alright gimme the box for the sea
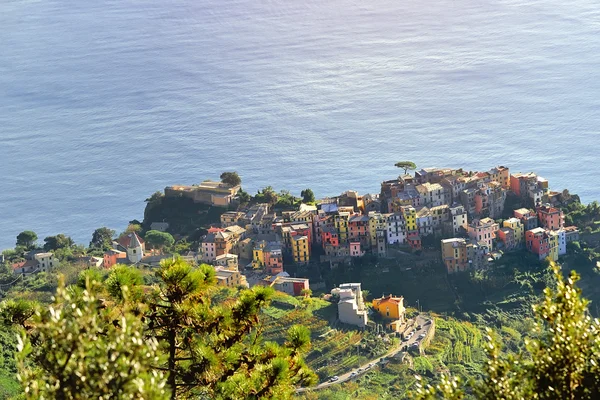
[1,0,600,250]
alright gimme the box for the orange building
[103,249,127,269]
[526,228,551,260]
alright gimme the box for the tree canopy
[16,231,37,249]
[300,189,315,204]
[1,257,316,399]
[395,161,417,175]
[220,171,242,187]
[255,186,278,205]
[145,230,175,251]
[89,227,115,251]
[43,234,74,251]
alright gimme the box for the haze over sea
[1,0,599,249]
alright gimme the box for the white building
[332,283,368,328]
[386,213,406,245]
[553,229,567,256]
[450,204,468,234]
[416,207,433,237]
[214,253,238,270]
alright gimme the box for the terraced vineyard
[261,292,394,381]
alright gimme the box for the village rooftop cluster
[164,166,579,278]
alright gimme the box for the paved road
[296,314,432,393]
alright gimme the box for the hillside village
[9,165,581,334]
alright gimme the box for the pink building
[407,231,422,251]
[264,243,284,275]
[349,242,365,257]
[468,218,499,249]
[536,205,564,231]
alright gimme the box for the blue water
[1,0,599,250]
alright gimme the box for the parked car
[350,372,357,378]
[418,333,426,339]
[367,363,374,369]
[329,376,339,382]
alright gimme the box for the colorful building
[215,267,248,288]
[441,238,469,273]
[468,218,499,249]
[334,212,350,243]
[103,249,128,269]
[372,294,405,324]
[321,226,340,247]
[348,214,370,248]
[214,253,238,270]
[488,166,510,189]
[514,208,539,231]
[332,283,368,328]
[386,212,406,245]
[368,212,388,247]
[291,235,310,264]
[400,205,417,232]
[416,207,433,237]
[349,242,364,257]
[497,227,516,250]
[252,240,267,269]
[503,218,524,248]
[264,243,284,275]
[271,276,310,296]
[474,182,506,219]
[449,204,468,235]
[526,228,551,260]
[536,204,564,231]
[415,182,447,207]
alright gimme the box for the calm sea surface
[1,0,599,249]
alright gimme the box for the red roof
[12,260,37,270]
[118,232,145,248]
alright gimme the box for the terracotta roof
[375,295,404,305]
[118,232,145,248]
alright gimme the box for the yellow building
[292,235,310,264]
[368,212,387,247]
[372,294,405,323]
[489,166,510,189]
[400,206,417,232]
[215,267,248,288]
[503,218,524,248]
[441,238,469,273]
[548,231,559,262]
[334,212,350,243]
[252,240,267,269]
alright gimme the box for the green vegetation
[220,171,242,187]
[142,193,226,239]
[261,292,394,385]
[395,161,417,175]
[88,227,115,252]
[563,199,600,232]
[0,258,316,399]
[144,230,175,251]
[16,231,37,249]
[413,262,600,399]
[301,189,316,204]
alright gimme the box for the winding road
[296,314,432,394]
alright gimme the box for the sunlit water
[1,0,599,249]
